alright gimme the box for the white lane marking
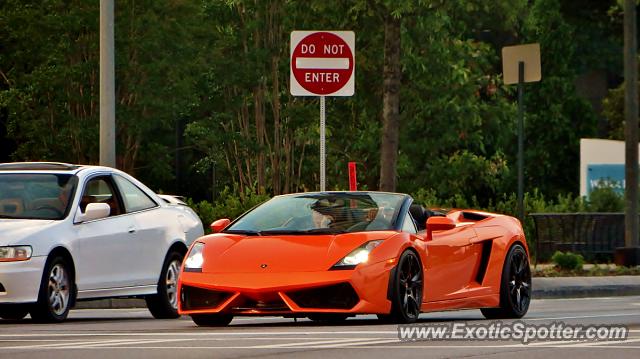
[2,339,144,350]
[8,344,639,350]
[527,340,591,346]
[252,338,376,348]
[74,338,191,348]
[561,338,640,347]
[527,313,640,321]
[0,339,92,342]
[532,297,627,302]
[311,339,401,348]
[0,331,398,337]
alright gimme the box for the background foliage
[0,0,628,228]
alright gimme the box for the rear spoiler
[158,194,187,205]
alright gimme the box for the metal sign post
[517,61,525,222]
[99,0,116,167]
[502,43,541,223]
[320,96,326,191]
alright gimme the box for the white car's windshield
[225,192,406,235]
[0,173,78,220]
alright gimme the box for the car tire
[30,256,74,323]
[191,314,233,327]
[382,250,423,324]
[0,304,30,320]
[146,250,184,319]
[481,243,531,319]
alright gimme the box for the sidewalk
[75,275,640,309]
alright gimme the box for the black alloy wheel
[481,243,531,319]
[379,250,423,324]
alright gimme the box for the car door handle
[128,227,136,234]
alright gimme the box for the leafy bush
[551,251,585,270]
[586,185,624,212]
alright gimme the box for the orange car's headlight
[331,240,383,270]
[184,242,204,272]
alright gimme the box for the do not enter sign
[290,31,355,96]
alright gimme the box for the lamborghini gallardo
[177,191,531,326]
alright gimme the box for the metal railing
[530,213,625,262]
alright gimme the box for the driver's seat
[409,204,429,231]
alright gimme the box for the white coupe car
[0,162,204,322]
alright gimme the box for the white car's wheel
[30,256,74,323]
[146,251,183,319]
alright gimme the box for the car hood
[0,219,57,246]
[200,232,396,273]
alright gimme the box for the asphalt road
[1,296,639,358]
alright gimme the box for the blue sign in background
[587,164,624,195]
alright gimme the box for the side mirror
[77,203,111,223]
[210,218,231,233]
[425,217,456,241]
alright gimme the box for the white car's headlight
[0,246,32,262]
[184,242,204,272]
[332,240,383,269]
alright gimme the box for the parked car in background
[0,162,204,322]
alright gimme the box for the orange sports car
[177,192,531,326]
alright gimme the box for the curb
[532,284,640,299]
[532,276,640,299]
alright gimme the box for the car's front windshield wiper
[302,228,347,234]
[257,229,303,235]
[222,229,262,236]
[257,228,347,235]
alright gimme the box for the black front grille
[180,285,232,311]
[287,283,359,309]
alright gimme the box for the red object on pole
[348,162,357,191]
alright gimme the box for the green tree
[519,0,598,197]
[0,0,209,190]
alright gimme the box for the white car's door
[74,175,138,290]
[112,175,167,286]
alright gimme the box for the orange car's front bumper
[177,258,396,316]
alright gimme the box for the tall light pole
[617,0,640,266]
[100,0,116,167]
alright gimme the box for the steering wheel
[34,204,64,217]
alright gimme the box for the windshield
[0,173,78,220]
[225,192,407,235]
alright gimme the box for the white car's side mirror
[76,203,111,223]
